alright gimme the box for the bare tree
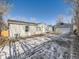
[65,0,79,33]
[65,0,79,59]
[0,0,10,36]
[57,15,64,24]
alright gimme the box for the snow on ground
[0,34,72,59]
[27,42,70,59]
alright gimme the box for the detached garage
[54,23,72,34]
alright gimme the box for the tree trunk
[0,13,3,36]
[72,36,79,59]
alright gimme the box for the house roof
[8,20,38,26]
[8,19,53,27]
[48,25,53,27]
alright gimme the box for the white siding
[9,24,30,38]
[38,24,47,33]
[9,23,53,38]
[56,28,71,34]
[29,26,37,35]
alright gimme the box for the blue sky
[5,0,72,25]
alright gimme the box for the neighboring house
[54,23,72,34]
[8,20,53,38]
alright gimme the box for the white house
[54,23,72,34]
[8,20,38,38]
[8,20,53,38]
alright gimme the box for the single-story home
[8,20,53,38]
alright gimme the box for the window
[60,23,64,25]
[25,26,29,32]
